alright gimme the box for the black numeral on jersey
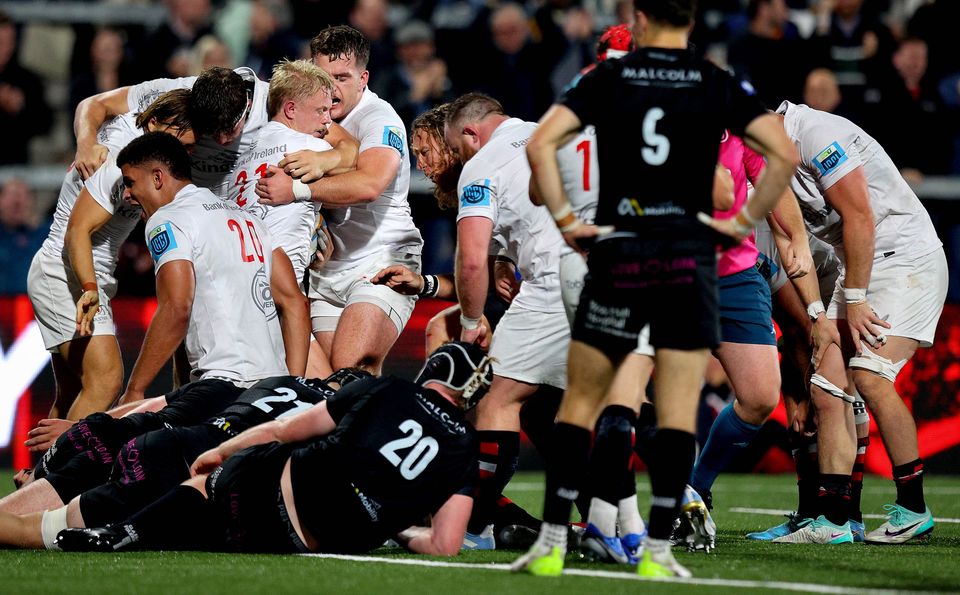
[379,419,440,480]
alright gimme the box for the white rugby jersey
[145,184,288,383]
[777,101,941,264]
[41,114,143,279]
[456,118,565,312]
[127,67,270,199]
[228,121,330,271]
[557,126,599,224]
[324,88,422,270]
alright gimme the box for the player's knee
[851,369,893,402]
[736,384,779,422]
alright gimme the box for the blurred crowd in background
[2,0,960,296]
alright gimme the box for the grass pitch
[2,471,958,594]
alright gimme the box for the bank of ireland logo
[251,266,277,320]
[382,125,405,154]
[460,179,491,208]
[148,222,177,261]
[812,141,848,175]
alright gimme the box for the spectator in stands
[907,0,960,82]
[0,179,49,295]
[349,0,395,76]
[727,0,811,108]
[803,67,843,113]
[134,0,213,79]
[69,28,131,117]
[0,11,51,165]
[191,34,234,75]
[373,20,452,127]
[244,0,303,81]
[813,0,896,117]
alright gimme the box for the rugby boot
[578,522,631,564]
[462,524,496,550]
[671,486,716,552]
[511,543,565,576]
[864,504,934,544]
[745,513,810,541]
[850,519,866,543]
[55,525,139,552]
[772,515,853,544]
[620,531,646,564]
[496,524,539,550]
[637,539,692,578]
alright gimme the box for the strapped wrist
[292,179,312,201]
[459,314,481,330]
[843,287,867,304]
[418,274,440,298]
[81,282,98,292]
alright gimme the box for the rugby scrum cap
[324,367,373,388]
[596,24,634,61]
[415,341,494,410]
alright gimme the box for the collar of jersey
[488,117,527,143]
[340,87,376,128]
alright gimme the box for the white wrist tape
[559,218,582,233]
[551,203,573,222]
[292,179,312,201]
[807,300,826,321]
[41,506,69,550]
[459,314,481,330]
[843,287,867,304]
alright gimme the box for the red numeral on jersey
[233,163,268,208]
[576,139,591,192]
[227,218,264,263]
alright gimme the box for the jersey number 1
[576,139,591,191]
[379,419,440,480]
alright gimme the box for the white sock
[587,497,618,536]
[618,494,646,536]
[537,522,568,552]
[643,536,671,555]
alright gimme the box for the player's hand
[460,322,490,350]
[809,315,841,370]
[13,467,34,489]
[697,211,751,243]
[74,143,109,181]
[370,265,422,296]
[792,399,816,435]
[255,165,296,206]
[76,289,101,336]
[118,389,146,405]
[279,150,333,183]
[24,418,74,453]
[309,221,335,271]
[781,239,813,279]
[191,448,225,476]
[493,259,520,304]
[845,301,891,349]
[561,222,601,257]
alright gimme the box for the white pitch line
[728,507,960,524]
[302,553,939,595]
[506,482,960,495]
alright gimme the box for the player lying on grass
[0,371,367,549]
[56,342,493,556]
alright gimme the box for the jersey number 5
[379,419,440,480]
[641,108,670,166]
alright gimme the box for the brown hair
[135,89,193,137]
[412,104,460,209]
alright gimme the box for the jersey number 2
[379,419,439,480]
[227,219,265,263]
[251,387,314,419]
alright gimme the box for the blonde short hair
[267,59,335,118]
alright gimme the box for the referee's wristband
[418,274,440,298]
[843,287,867,305]
[459,314,481,330]
[292,179,312,201]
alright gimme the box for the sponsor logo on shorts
[353,483,382,522]
[812,141,848,175]
[617,198,685,217]
[250,266,278,320]
[382,125,405,154]
[460,179,492,208]
[148,222,178,261]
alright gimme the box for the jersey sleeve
[742,141,767,185]
[127,76,197,113]
[719,71,767,139]
[145,215,193,272]
[455,161,499,224]
[357,108,406,158]
[798,120,863,192]
[559,64,606,127]
[83,156,123,215]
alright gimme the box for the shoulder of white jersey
[97,113,141,153]
[356,90,407,156]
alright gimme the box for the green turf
[2,471,958,594]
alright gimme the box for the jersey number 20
[379,419,440,480]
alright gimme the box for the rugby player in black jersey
[57,342,493,556]
[0,371,367,549]
[512,0,798,578]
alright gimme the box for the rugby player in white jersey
[441,92,570,547]
[26,90,194,420]
[770,101,947,545]
[255,26,424,375]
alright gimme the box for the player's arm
[278,123,361,183]
[64,190,113,335]
[73,87,130,179]
[259,147,399,207]
[370,266,456,300]
[270,248,309,376]
[191,400,337,475]
[822,165,890,346]
[395,493,473,556]
[770,190,812,279]
[455,216,493,344]
[120,260,195,404]
[527,104,594,250]
[712,164,735,211]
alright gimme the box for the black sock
[794,433,819,519]
[589,405,638,505]
[121,485,220,550]
[493,496,541,531]
[892,458,926,513]
[633,402,657,465]
[519,389,562,457]
[647,428,697,540]
[849,436,869,522]
[543,423,592,526]
[467,430,520,534]
[818,474,851,526]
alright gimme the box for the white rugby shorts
[308,250,420,336]
[827,248,948,348]
[27,250,117,352]
[558,250,654,357]
[489,303,570,389]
